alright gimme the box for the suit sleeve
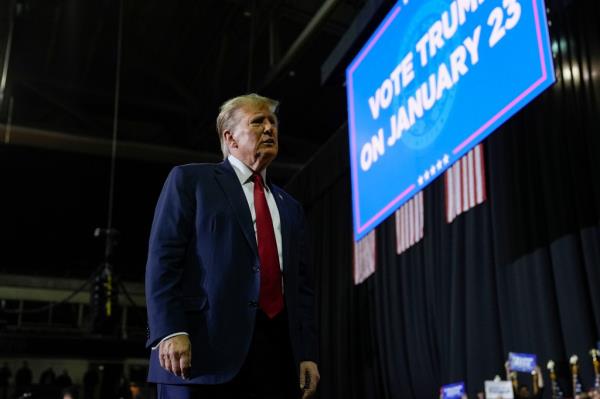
[297,204,319,362]
[145,166,195,348]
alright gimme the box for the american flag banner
[444,144,487,223]
[353,229,376,285]
[395,191,424,255]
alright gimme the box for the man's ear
[224,130,237,149]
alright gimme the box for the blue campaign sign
[441,382,466,399]
[509,352,537,372]
[346,0,555,241]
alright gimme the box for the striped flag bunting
[395,191,424,255]
[353,229,376,285]
[444,144,487,223]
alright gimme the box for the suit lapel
[271,184,291,272]
[214,160,258,258]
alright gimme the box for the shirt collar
[228,155,269,190]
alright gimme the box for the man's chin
[257,147,278,158]
[254,149,277,168]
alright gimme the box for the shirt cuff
[151,332,189,350]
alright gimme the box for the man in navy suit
[145,93,319,398]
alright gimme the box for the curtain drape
[286,0,600,397]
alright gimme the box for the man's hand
[299,361,320,399]
[158,335,191,379]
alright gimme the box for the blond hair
[216,93,279,159]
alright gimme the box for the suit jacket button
[248,301,258,308]
[252,265,260,272]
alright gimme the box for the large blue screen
[346,0,555,241]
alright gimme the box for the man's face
[225,103,278,171]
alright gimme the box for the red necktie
[252,173,284,318]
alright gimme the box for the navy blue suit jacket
[145,160,317,384]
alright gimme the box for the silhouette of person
[55,369,73,391]
[15,361,32,396]
[83,365,99,399]
[39,367,56,385]
[0,362,11,399]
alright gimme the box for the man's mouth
[261,139,276,145]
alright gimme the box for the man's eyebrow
[250,113,278,121]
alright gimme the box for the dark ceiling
[0,0,394,280]
[3,0,373,172]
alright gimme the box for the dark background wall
[0,145,171,280]
[286,0,600,397]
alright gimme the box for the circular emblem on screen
[390,2,462,151]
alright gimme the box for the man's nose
[263,120,275,133]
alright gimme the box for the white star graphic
[436,160,443,170]
[424,171,430,180]
[418,176,424,185]
[443,154,449,165]
[430,165,436,175]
